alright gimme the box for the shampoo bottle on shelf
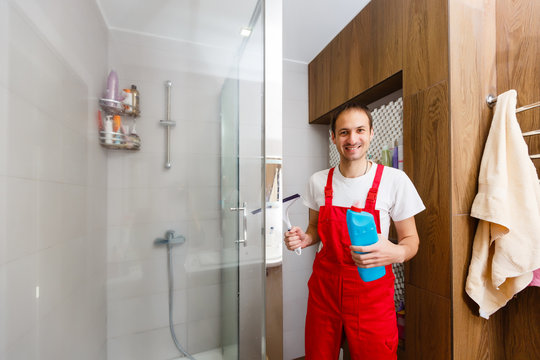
[392,139,399,168]
[122,88,132,114]
[398,136,403,170]
[346,203,386,282]
[131,85,140,116]
[381,143,392,167]
[104,115,113,145]
[113,115,122,144]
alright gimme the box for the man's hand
[284,226,308,252]
[350,234,406,268]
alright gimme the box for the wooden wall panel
[403,81,450,298]
[448,0,497,215]
[502,287,540,359]
[452,216,505,360]
[403,0,448,96]
[405,285,451,360]
[496,0,540,175]
[495,1,540,357]
[266,266,283,360]
[447,2,502,358]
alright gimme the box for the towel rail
[486,94,540,145]
[486,94,540,113]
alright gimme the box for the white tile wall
[0,86,7,177]
[108,324,188,360]
[108,289,188,338]
[282,59,328,360]
[0,177,6,275]
[187,316,221,354]
[0,0,109,359]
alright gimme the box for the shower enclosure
[0,0,280,359]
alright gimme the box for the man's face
[331,108,374,163]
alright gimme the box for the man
[284,102,425,360]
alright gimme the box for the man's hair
[330,101,373,135]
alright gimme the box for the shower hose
[167,244,196,360]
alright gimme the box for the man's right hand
[284,226,307,252]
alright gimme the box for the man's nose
[347,133,359,143]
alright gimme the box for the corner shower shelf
[99,98,140,117]
[98,98,141,150]
[99,130,141,150]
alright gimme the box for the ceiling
[97,0,371,64]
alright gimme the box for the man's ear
[370,128,374,141]
[330,129,336,144]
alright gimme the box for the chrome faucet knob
[155,230,186,246]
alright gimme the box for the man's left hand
[350,235,405,268]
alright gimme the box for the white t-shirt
[303,163,425,239]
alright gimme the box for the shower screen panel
[220,1,265,359]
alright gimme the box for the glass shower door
[220,77,241,359]
[220,1,265,358]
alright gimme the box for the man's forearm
[304,224,321,248]
[397,235,419,262]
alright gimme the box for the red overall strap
[324,167,335,207]
[364,164,384,213]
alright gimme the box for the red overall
[305,165,397,360]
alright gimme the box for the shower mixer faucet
[155,230,186,246]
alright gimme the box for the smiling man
[284,101,425,360]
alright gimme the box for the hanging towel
[465,89,540,319]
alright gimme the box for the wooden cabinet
[308,0,403,124]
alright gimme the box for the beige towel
[465,90,540,319]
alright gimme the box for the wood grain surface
[495,1,540,358]
[403,0,448,96]
[448,0,497,215]
[403,81,450,298]
[405,284,451,360]
[496,0,540,175]
[452,215,505,360]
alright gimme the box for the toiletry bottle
[398,136,403,170]
[392,139,399,168]
[105,70,120,100]
[346,203,386,282]
[381,143,392,167]
[129,122,141,149]
[122,88,132,114]
[131,85,140,116]
[97,111,104,132]
[113,115,122,144]
[104,115,113,145]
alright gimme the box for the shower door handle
[230,202,247,247]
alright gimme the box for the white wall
[106,29,231,360]
[0,0,109,359]
[281,59,328,360]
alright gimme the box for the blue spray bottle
[346,203,386,282]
